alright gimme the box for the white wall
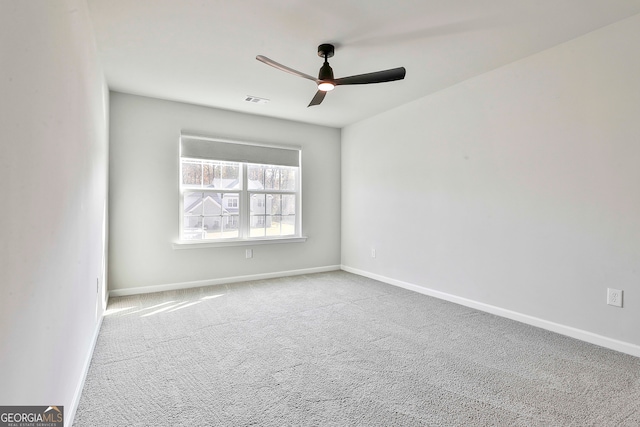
[0,0,108,423]
[342,15,640,351]
[108,92,341,292]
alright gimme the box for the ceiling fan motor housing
[319,62,334,80]
[317,43,335,58]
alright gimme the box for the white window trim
[175,134,305,248]
[172,236,307,249]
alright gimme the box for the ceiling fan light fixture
[318,81,335,91]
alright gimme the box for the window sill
[172,236,307,249]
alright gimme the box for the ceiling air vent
[244,95,269,105]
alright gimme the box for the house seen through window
[179,135,301,242]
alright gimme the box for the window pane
[269,194,296,215]
[184,192,204,215]
[183,192,204,240]
[250,193,267,237]
[211,161,240,189]
[265,167,278,190]
[250,215,266,237]
[223,193,239,210]
[182,161,202,186]
[202,162,216,187]
[280,214,296,236]
[266,215,282,236]
[203,216,219,231]
[202,194,222,215]
[227,215,239,229]
[204,215,240,240]
[183,192,239,240]
[247,164,265,189]
[183,214,204,240]
[248,193,297,237]
[280,168,297,191]
[250,193,266,215]
[281,194,296,215]
[183,159,240,189]
[247,164,297,191]
[271,194,282,215]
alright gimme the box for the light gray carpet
[74,271,640,426]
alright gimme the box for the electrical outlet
[371,248,376,258]
[607,288,623,308]
[246,249,253,259]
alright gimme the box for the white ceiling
[87,0,640,128]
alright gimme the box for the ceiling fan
[256,43,406,107]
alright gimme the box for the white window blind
[180,134,300,167]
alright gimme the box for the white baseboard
[109,265,342,298]
[341,265,640,358]
[66,313,104,427]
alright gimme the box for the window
[179,135,301,242]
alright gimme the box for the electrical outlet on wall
[246,249,253,259]
[607,288,623,308]
[371,248,376,258]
